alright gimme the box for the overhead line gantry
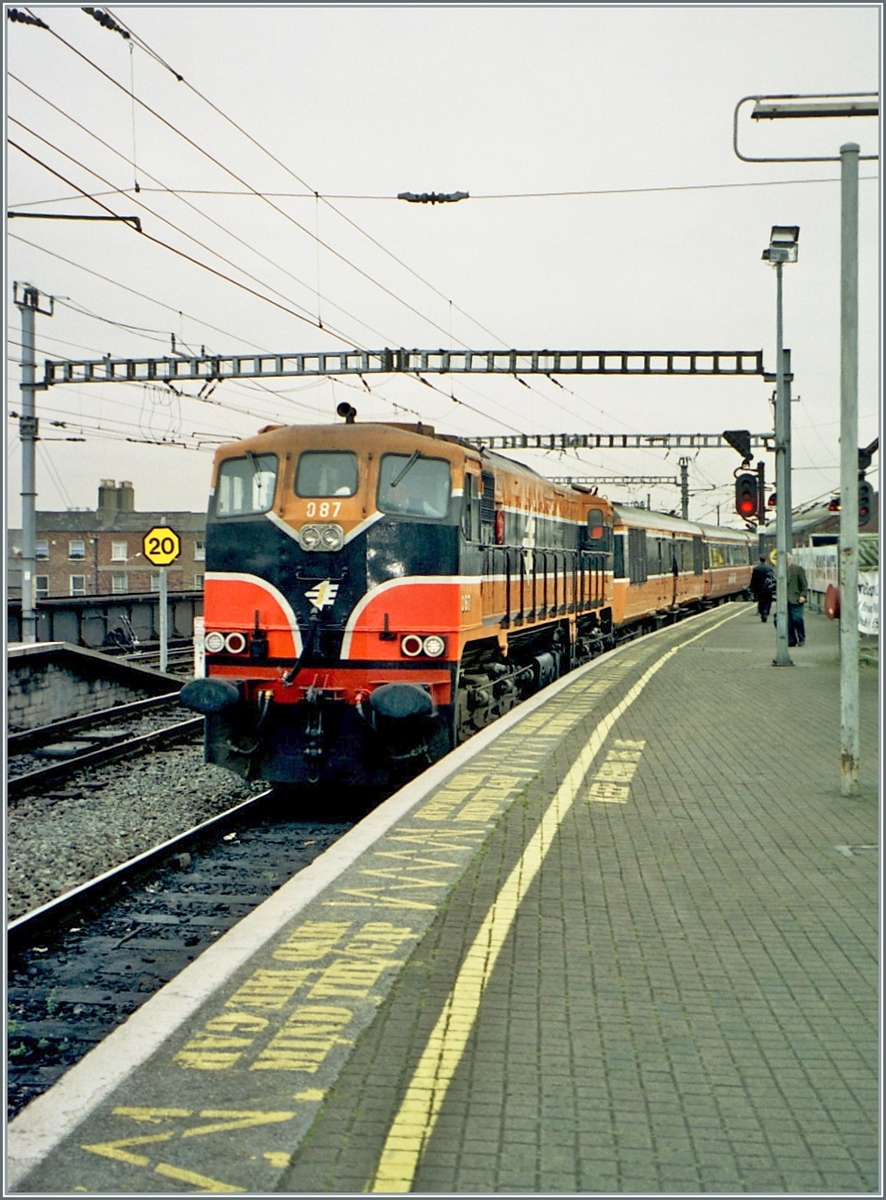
[41,346,766,388]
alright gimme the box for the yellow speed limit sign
[143,526,181,566]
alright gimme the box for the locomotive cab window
[215,452,278,516]
[296,450,358,497]
[378,453,451,519]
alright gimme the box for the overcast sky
[5,2,881,529]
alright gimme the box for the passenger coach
[611,505,754,631]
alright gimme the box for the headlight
[205,630,226,653]
[225,632,247,654]
[319,524,344,551]
[300,523,344,551]
[422,634,446,658]
[401,634,424,657]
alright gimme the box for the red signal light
[858,480,873,526]
[734,473,758,519]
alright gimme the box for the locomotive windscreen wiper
[390,450,421,488]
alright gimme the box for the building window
[112,573,128,594]
[111,540,128,561]
[35,575,49,599]
[194,573,204,589]
[35,539,49,560]
[69,539,86,559]
[194,540,206,561]
[150,574,161,591]
[70,574,86,596]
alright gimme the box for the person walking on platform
[750,555,776,622]
[786,553,808,646]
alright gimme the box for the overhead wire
[10,170,880,211]
[37,8,560,431]
[7,231,427,427]
[104,7,690,442]
[8,129,358,342]
[10,111,522,433]
[107,6,510,350]
[8,74,400,347]
[23,11,469,349]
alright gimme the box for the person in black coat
[750,555,776,622]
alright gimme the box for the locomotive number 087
[304,501,342,518]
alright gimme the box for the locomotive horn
[336,402,357,423]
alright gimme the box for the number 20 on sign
[143,526,181,566]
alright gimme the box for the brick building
[8,480,207,600]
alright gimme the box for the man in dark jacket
[750,555,776,622]
[786,554,809,646]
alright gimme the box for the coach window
[628,527,647,584]
[216,452,278,516]
[378,454,451,519]
[295,451,358,497]
[613,533,626,577]
[646,534,660,576]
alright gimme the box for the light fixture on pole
[735,90,876,793]
[762,224,799,667]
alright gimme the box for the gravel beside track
[7,742,269,921]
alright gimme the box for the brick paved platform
[8,603,879,1194]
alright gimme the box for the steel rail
[7,692,182,754]
[7,717,203,799]
[7,792,270,951]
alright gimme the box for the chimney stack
[97,479,118,516]
[118,481,135,511]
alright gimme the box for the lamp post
[761,225,799,667]
[838,143,860,795]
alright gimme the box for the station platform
[7,602,879,1194]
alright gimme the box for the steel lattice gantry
[547,476,679,487]
[41,347,766,387]
[466,432,774,451]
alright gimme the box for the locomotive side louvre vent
[480,470,496,534]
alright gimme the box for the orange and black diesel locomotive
[180,412,753,789]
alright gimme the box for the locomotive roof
[225,419,605,501]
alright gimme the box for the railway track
[7,791,372,1121]
[8,695,203,800]
[122,647,195,673]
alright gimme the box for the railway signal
[857,479,873,526]
[734,472,759,520]
[723,429,753,464]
